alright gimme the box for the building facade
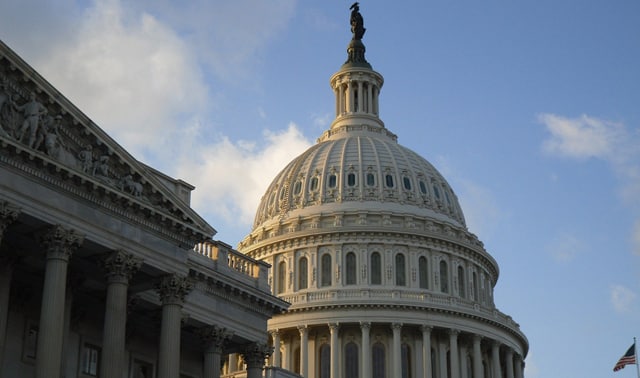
[237,7,528,378]
[0,40,289,378]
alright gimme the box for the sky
[1,1,639,377]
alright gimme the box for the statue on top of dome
[350,2,366,40]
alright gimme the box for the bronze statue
[350,2,365,40]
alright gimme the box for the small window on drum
[403,177,412,190]
[419,180,427,194]
[310,177,319,192]
[366,173,375,187]
[385,174,394,188]
[293,180,302,195]
[347,173,356,187]
[328,174,337,188]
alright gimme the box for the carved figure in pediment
[41,115,78,168]
[119,174,143,197]
[16,92,47,148]
[0,85,19,139]
[77,144,94,174]
[93,155,113,184]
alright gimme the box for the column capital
[328,322,340,332]
[198,325,233,353]
[391,322,403,331]
[360,321,371,330]
[297,325,308,336]
[449,329,460,337]
[0,201,20,238]
[241,342,273,368]
[420,325,433,334]
[155,274,193,306]
[41,225,84,261]
[101,250,142,283]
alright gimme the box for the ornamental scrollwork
[40,224,84,260]
[101,250,142,283]
[155,274,193,306]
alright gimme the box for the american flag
[613,343,637,372]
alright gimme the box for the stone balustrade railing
[192,240,270,290]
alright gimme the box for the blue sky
[1,1,639,377]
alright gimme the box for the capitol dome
[237,6,527,378]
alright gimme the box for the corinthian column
[392,323,402,378]
[0,201,20,367]
[472,335,483,378]
[270,330,281,367]
[298,325,309,378]
[361,322,371,378]
[199,326,233,378]
[329,323,339,378]
[421,326,433,378]
[242,342,272,378]
[449,330,460,378]
[505,348,514,378]
[491,342,502,378]
[155,274,192,378]
[36,225,83,378]
[100,251,142,378]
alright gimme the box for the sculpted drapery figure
[350,2,366,40]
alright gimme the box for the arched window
[366,173,376,187]
[346,252,357,285]
[319,344,330,378]
[293,180,302,195]
[385,174,394,188]
[310,177,319,192]
[419,256,428,289]
[345,342,359,377]
[457,265,466,298]
[403,176,412,190]
[372,342,386,378]
[401,343,412,378]
[371,252,382,285]
[328,174,337,188]
[347,173,356,187]
[439,260,448,293]
[277,261,286,294]
[419,180,427,194]
[321,254,332,287]
[473,272,479,301]
[395,253,406,286]
[298,257,308,290]
[433,185,441,199]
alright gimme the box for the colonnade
[0,204,270,378]
[269,322,525,378]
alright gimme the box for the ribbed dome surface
[252,126,466,232]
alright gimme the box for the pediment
[0,40,215,247]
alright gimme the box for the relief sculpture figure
[16,92,47,148]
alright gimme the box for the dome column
[360,322,371,378]
[472,335,484,378]
[515,354,524,378]
[505,348,514,378]
[449,330,460,378]
[491,342,502,378]
[270,330,281,367]
[298,325,309,377]
[392,323,402,378]
[357,81,364,113]
[438,340,448,378]
[329,323,340,378]
[421,326,433,378]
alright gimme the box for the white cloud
[524,352,539,378]
[540,113,624,160]
[610,284,637,314]
[177,123,312,228]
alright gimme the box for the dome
[238,6,527,377]
[251,124,466,234]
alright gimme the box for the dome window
[298,257,308,290]
[419,180,427,194]
[328,174,337,188]
[385,174,394,188]
[395,253,406,286]
[366,173,375,187]
[293,180,302,195]
[433,185,441,199]
[439,260,449,293]
[347,173,356,187]
[402,177,412,191]
[310,177,319,192]
[371,252,382,285]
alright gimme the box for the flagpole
[635,337,640,378]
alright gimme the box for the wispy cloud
[540,113,640,254]
[610,284,637,314]
[545,233,584,263]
